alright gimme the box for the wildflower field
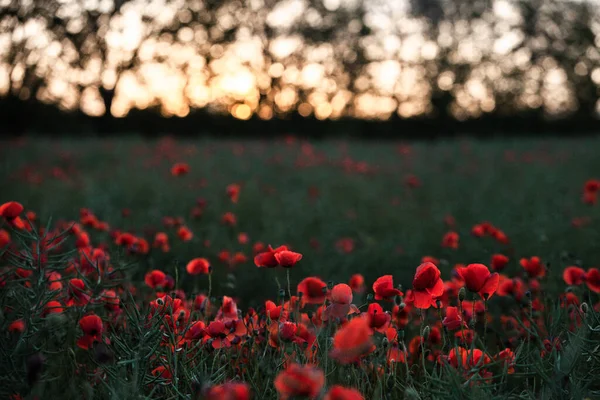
[1,136,600,400]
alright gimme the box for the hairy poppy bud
[366,293,374,301]
[399,302,406,310]
[422,326,430,341]
[580,302,589,315]
[458,287,466,302]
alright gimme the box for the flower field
[1,136,600,399]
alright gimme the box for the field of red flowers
[1,136,600,399]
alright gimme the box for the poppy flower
[274,250,303,268]
[297,277,327,306]
[145,270,167,289]
[0,201,24,220]
[442,306,466,331]
[456,263,499,299]
[349,274,365,293]
[586,268,600,293]
[177,226,193,242]
[365,303,391,333]
[520,257,546,278]
[274,363,325,400]
[67,278,91,306]
[441,232,459,249]
[496,348,516,374]
[0,229,10,248]
[410,262,444,309]
[43,301,64,316]
[238,232,249,244]
[8,319,25,333]
[336,238,355,254]
[204,382,250,400]
[186,258,211,275]
[171,163,190,176]
[497,276,526,300]
[221,212,237,226]
[372,275,403,301]
[324,386,364,400]
[471,224,485,237]
[330,316,374,364]
[151,366,173,381]
[254,245,288,268]
[490,254,509,271]
[77,314,103,350]
[324,284,359,320]
[563,266,586,286]
[226,183,241,203]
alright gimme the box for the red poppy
[441,231,459,249]
[221,212,237,226]
[410,262,444,309]
[186,258,211,275]
[145,270,167,289]
[274,363,325,400]
[324,284,359,320]
[372,275,403,301]
[297,277,327,306]
[77,314,103,349]
[0,201,24,220]
[365,303,391,333]
[67,278,91,306]
[442,306,466,331]
[43,301,64,316]
[238,232,249,244]
[349,274,365,293]
[0,229,10,248]
[151,366,173,381]
[171,163,190,176]
[204,382,250,400]
[497,276,526,300]
[586,268,600,293]
[563,266,586,286]
[520,257,546,278]
[254,245,288,268]
[274,250,303,268]
[324,386,364,400]
[496,348,516,374]
[330,316,374,364]
[456,263,499,299]
[471,224,485,237]
[8,319,25,333]
[584,179,600,193]
[226,183,241,203]
[177,226,193,242]
[491,254,509,271]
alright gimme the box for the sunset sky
[1,0,597,120]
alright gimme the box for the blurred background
[2,0,600,137]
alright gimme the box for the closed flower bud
[458,287,466,302]
[422,326,430,341]
[367,293,374,301]
[580,302,589,315]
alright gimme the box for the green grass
[2,136,599,305]
[1,135,600,400]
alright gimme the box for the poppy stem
[483,298,488,347]
[286,269,292,301]
[208,272,212,300]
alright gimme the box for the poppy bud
[367,293,374,301]
[422,326,430,341]
[394,295,403,306]
[458,287,466,302]
[321,286,328,295]
[156,297,164,306]
[580,302,589,315]
[397,330,405,340]
[399,302,406,310]
[278,289,285,299]
[327,280,334,290]
[525,291,532,299]
[382,337,389,348]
